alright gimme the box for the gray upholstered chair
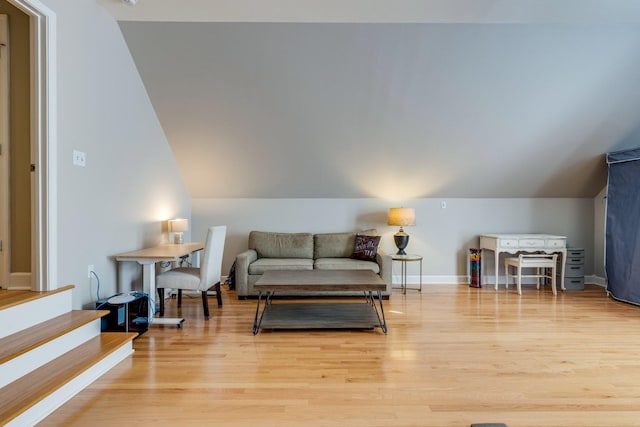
[156,225,227,320]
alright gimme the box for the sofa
[234,230,392,298]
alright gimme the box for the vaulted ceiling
[99,0,640,199]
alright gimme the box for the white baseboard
[393,275,469,285]
[585,275,606,287]
[393,274,609,287]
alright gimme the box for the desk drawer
[518,238,545,248]
[567,248,584,257]
[564,264,585,277]
[564,277,585,290]
[546,239,566,248]
[567,256,584,265]
[499,239,519,248]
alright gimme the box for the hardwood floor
[39,284,640,427]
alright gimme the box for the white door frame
[6,0,56,291]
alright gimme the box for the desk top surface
[113,242,204,260]
[480,234,566,239]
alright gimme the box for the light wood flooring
[39,284,640,427]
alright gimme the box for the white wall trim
[392,275,469,285]
[8,0,57,291]
[585,275,606,287]
[393,274,608,288]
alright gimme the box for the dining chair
[504,253,558,295]
[156,225,227,320]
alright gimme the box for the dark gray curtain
[606,147,640,304]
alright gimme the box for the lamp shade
[169,218,189,233]
[388,208,416,227]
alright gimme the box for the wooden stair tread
[0,310,110,364]
[0,332,137,425]
[0,285,75,311]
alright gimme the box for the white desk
[479,234,567,291]
[113,242,203,327]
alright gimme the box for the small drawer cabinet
[563,248,585,290]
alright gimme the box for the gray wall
[29,0,608,307]
[119,22,640,201]
[40,0,191,309]
[193,197,594,285]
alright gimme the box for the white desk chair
[156,225,227,320]
[504,253,558,296]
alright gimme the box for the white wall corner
[585,275,606,287]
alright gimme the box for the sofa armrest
[235,249,258,297]
[376,249,393,295]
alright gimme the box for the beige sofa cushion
[249,231,314,259]
[314,258,380,274]
[249,258,314,275]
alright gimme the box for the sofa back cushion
[314,232,356,259]
[314,229,378,259]
[249,231,314,259]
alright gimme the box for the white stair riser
[0,289,73,339]
[0,320,102,388]
[4,342,134,427]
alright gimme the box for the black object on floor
[96,293,149,335]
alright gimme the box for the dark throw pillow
[351,234,381,261]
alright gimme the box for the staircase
[0,285,137,426]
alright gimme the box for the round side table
[391,254,423,295]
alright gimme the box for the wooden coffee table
[252,270,388,335]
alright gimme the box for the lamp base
[174,232,184,244]
[394,233,409,255]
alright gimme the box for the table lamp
[169,218,188,244]
[388,207,415,255]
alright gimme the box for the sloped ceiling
[100,0,640,198]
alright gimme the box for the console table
[479,234,567,291]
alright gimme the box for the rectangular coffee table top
[255,270,385,293]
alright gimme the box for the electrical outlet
[441,200,447,209]
[73,149,86,167]
[88,264,94,279]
